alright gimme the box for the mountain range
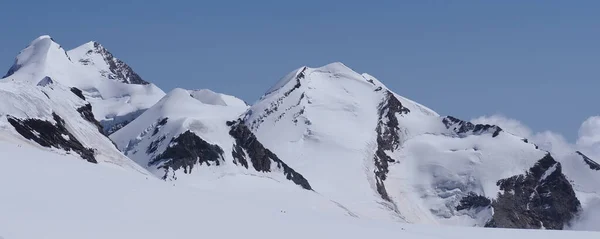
[1,36,598,238]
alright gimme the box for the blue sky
[0,1,598,140]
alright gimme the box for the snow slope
[244,62,584,228]
[2,36,165,135]
[110,88,248,180]
[247,63,398,220]
[1,140,599,239]
[0,79,146,173]
[110,88,312,190]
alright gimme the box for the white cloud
[568,198,600,231]
[471,115,532,138]
[471,114,600,158]
[577,116,600,156]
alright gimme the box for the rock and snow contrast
[3,36,165,135]
[0,36,598,238]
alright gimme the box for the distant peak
[67,40,149,85]
[34,35,52,41]
[82,41,103,49]
[319,62,350,70]
[2,35,70,79]
[28,35,60,48]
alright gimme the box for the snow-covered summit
[3,35,72,82]
[2,35,166,135]
[243,62,584,228]
[189,89,248,107]
[68,41,149,85]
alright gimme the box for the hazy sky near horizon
[0,1,598,141]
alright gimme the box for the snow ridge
[68,41,149,85]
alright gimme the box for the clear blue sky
[0,1,598,141]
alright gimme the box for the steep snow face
[245,63,579,228]
[0,79,147,174]
[246,63,406,221]
[110,88,310,189]
[3,35,73,82]
[2,36,165,135]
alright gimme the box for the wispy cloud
[471,114,600,158]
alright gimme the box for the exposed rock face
[149,130,224,180]
[486,154,580,229]
[373,91,410,201]
[456,193,492,211]
[4,63,20,79]
[152,118,168,136]
[76,104,103,134]
[576,151,600,171]
[228,120,312,190]
[7,113,97,163]
[37,76,54,87]
[70,87,86,100]
[79,42,149,85]
[146,135,166,155]
[443,116,502,137]
[249,67,306,131]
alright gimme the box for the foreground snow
[1,141,598,239]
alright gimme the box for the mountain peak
[68,41,149,85]
[32,35,54,43]
[314,62,354,73]
[3,35,72,80]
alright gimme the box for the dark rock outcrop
[373,91,410,201]
[7,113,97,163]
[3,61,21,79]
[149,130,224,179]
[70,87,86,100]
[576,151,600,171]
[228,120,312,190]
[250,67,307,130]
[146,135,166,155]
[76,103,103,133]
[485,153,580,229]
[37,76,54,87]
[443,116,502,137]
[456,193,491,211]
[80,42,149,85]
[152,118,168,136]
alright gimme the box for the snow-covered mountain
[242,63,592,229]
[0,36,598,236]
[2,36,165,135]
[0,74,145,173]
[110,88,311,189]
